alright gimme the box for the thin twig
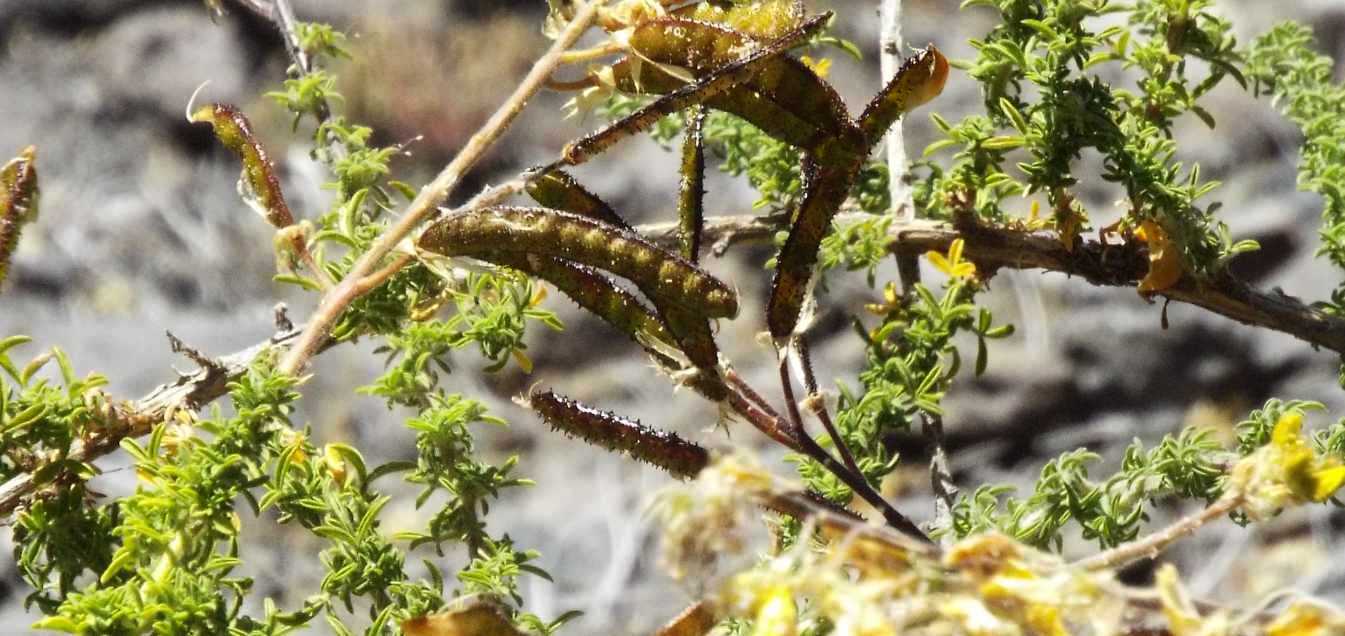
[1074,494,1244,572]
[276,0,607,376]
[778,354,930,542]
[792,336,864,480]
[724,387,800,450]
[0,326,319,518]
[922,413,957,535]
[725,367,781,419]
[225,0,273,20]
[879,0,911,220]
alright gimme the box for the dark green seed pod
[858,45,950,149]
[418,207,738,319]
[630,16,850,144]
[678,107,707,263]
[189,103,295,229]
[487,251,673,348]
[529,390,710,479]
[525,168,631,230]
[0,146,38,290]
[561,13,831,165]
[767,136,865,339]
[482,252,726,401]
[611,58,823,149]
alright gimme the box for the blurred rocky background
[2,0,1344,633]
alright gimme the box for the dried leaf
[655,601,717,636]
[402,595,524,636]
[1134,220,1182,293]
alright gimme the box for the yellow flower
[1267,600,1345,636]
[1272,412,1345,503]
[800,55,832,78]
[864,281,901,316]
[927,238,977,280]
[752,585,798,636]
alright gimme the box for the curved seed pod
[612,57,823,149]
[529,389,709,478]
[189,103,295,228]
[525,168,631,230]
[487,251,674,347]
[418,207,738,319]
[678,107,707,263]
[561,12,831,165]
[857,45,950,148]
[767,132,866,339]
[0,146,39,289]
[629,16,849,142]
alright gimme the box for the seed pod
[767,133,866,339]
[562,12,831,165]
[678,107,706,263]
[525,168,631,230]
[857,45,950,148]
[629,16,849,142]
[189,103,295,228]
[529,389,709,478]
[612,57,823,149]
[681,0,804,40]
[487,251,674,348]
[0,146,39,290]
[418,207,738,319]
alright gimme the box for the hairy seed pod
[562,13,831,165]
[418,207,738,319]
[630,16,850,142]
[0,146,39,290]
[612,58,823,149]
[487,251,674,347]
[189,103,295,229]
[857,45,950,148]
[657,304,719,371]
[767,132,866,339]
[529,390,709,478]
[525,168,631,230]
[678,107,707,263]
[681,0,804,40]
